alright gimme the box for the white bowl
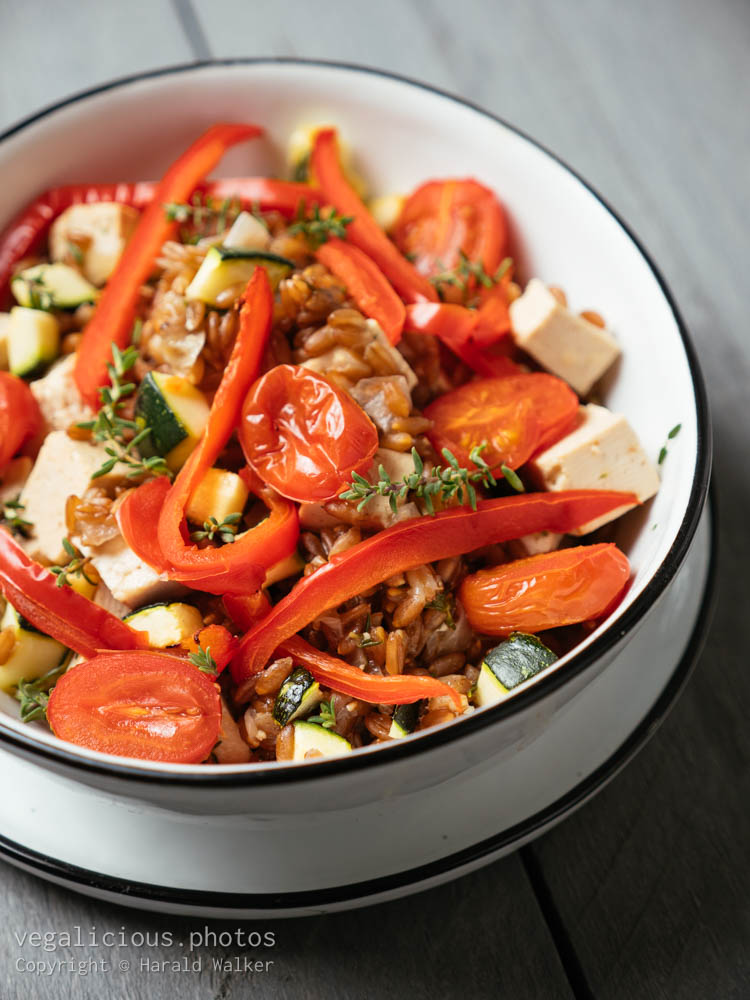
[0,61,712,915]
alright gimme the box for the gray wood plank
[0,854,574,1000]
[0,0,193,133]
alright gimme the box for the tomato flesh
[459,543,630,636]
[47,652,222,763]
[425,373,577,472]
[240,364,378,503]
[393,179,507,280]
[0,372,42,471]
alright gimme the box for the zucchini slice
[475,632,558,708]
[7,307,60,378]
[273,667,324,726]
[11,263,99,310]
[185,247,294,307]
[135,371,210,471]
[0,602,69,692]
[292,720,352,760]
[389,701,421,739]
[123,603,204,649]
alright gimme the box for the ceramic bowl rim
[0,57,713,787]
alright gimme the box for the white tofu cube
[80,534,184,609]
[530,404,660,534]
[19,431,122,564]
[49,202,139,287]
[30,354,94,432]
[508,530,563,559]
[510,279,620,396]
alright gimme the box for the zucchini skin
[273,667,322,726]
[390,701,421,738]
[483,632,558,690]
[135,372,188,458]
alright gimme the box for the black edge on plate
[0,499,717,910]
[0,58,713,786]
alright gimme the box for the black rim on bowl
[0,58,713,786]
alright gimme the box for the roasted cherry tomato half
[425,373,577,472]
[393,179,507,282]
[46,652,222,763]
[459,543,630,636]
[0,372,42,472]
[240,364,378,503]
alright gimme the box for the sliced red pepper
[278,636,463,710]
[204,178,324,218]
[187,624,238,675]
[232,489,637,680]
[0,373,42,472]
[405,302,519,377]
[315,238,405,344]
[310,129,437,305]
[145,269,298,594]
[223,591,272,632]
[46,651,221,763]
[73,123,263,408]
[0,528,149,658]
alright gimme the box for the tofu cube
[223,211,270,252]
[510,279,620,396]
[530,404,660,534]
[49,202,139,287]
[80,534,184,609]
[508,530,563,559]
[19,431,122,564]
[30,353,94,432]
[185,468,249,527]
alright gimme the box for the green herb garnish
[288,202,353,248]
[190,513,242,546]
[658,423,682,465]
[500,464,525,493]
[430,252,513,302]
[308,699,337,730]
[164,193,243,241]
[15,662,68,723]
[425,591,456,630]
[0,496,32,538]
[188,646,218,676]
[340,444,496,516]
[353,612,383,648]
[49,539,96,589]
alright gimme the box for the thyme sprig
[16,662,68,723]
[351,612,383,648]
[190,513,242,546]
[288,202,353,248]
[164,193,244,242]
[425,592,456,630]
[49,539,97,589]
[77,343,170,481]
[430,252,513,302]
[308,699,337,730]
[340,445,496,516]
[658,423,682,465]
[21,273,53,311]
[1,496,32,538]
[188,646,218,677]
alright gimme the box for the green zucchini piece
[12,263,99,310]
[0,602,69,692]
[475,632,558,708]
[389,701,422,739]
[123,603,203,649]
[264,551,305,588]
[292,720,352,760]
[135,371,210,471]
[7,307,60,378]
[185,247,294,307]
[273,667,324,726]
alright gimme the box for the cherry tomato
[0,372,42,472]
[393,179,507,281]
[240,364,378,503]
[46,652,222,763]
[425,373,577,472]
[459,543,630,636]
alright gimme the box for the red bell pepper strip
[223,591,271,631]
[232,489,637,680]
[187,624,238,676]
[405,302,519,377]
[204,178,324,218]
[278,635,463,710]
[0,528,150,658]
[0,373,42,472]
[310,129,437,305]
[146,269,298,594]
[73,123,263,408]
[315,238,406,344]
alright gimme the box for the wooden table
[1,1,748,997]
